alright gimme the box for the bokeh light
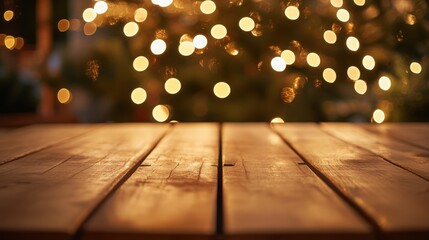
[84,22,97,36]
[165,78,181,94]
[271,57,286,72]
[82,8,97,22]
[134,8,148,22]
[4,10,14,21]
[280,50,296,65]
[211,24,227,39]
[362,55,375,70]
[323,68,337,83]
[152,105,170,122]
[410,62,422,74]
[239,17,255,32]
[354,0,366,6]
[284,6,300,20]
[373,109,385,123]
[378,76,391,91]
[346,36,360,51]
[347,66,361,80]
[158,0,173,8]
[58,19,70,32]
[150,39,167,55]
[4,36,16,50]
[133,56,149,72]
[57,88,72,104]
[354,80,367,95]
[271,117,284,123]
[200,0,216,15]
[323,30,337,44]
[193,34,208,49]
[131,88,147,104]
[337,9,350,22]
[123,22,139,37]
[330,0,343,8]
[306,52,321,67]
[94,1,108,14]
[213,82,231,98]
[178,41,195,56]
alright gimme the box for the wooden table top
[0,123,428,240]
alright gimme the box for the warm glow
[280,50,295,65]
[354,0,366,6]
[152,105,170,122]
[57,88,72,104]
[123,22,139,37]
[323,30,337,44]
[58,19,70,32]
[131,88,147,104]
[193,34,208,49]
[84,22,97,36]
[337,9,350,22]
[4,36,16,50]
[362,55,375,70]
[158,0,173,8]
[271,57,287,72]
[239,17,255,32]
[165,78,181,94]
[82,8,97,22]
[330,0,343,8]
[347,66,361,80]
[323,68,337,83]
[410,62,422,74]
[211,24,227,39]
[271,117,284,123]
[4,10,14,21]
[134,8,148,22]
[94,1,108,14]
[306,52,321,67]
[373,109,385,123]
[378,76,391,91]
[346,36,360,51]
[200,0,216,15]
[150,39,167,55]
[133,56,149,72]
[213,82,231,98]
[284,6,300,20]
[178,41,195,56]
[15,37,24,50]
[354,80,367,95]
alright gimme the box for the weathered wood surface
[0,124,169,240]
[84,123,218,240]
[274,123,429,240]
[223,124,371,239]
[321,123,429,181]
[0,124,93,165]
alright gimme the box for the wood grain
[0,124,92,165]
[83,123,219,240]
[0,124,169,240]
[223,123,371,239]
[275,123,429,240]
[321,123,429,181]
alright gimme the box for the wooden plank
[362,123,429,151]
[83,123,219,240]
[0,124,169,240]
[223,123,371,239]
[274,123,429,240]
[0,124,93,165]
[321,123,429,181]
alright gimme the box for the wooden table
[0,123,428,240]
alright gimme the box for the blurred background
[0,0,428,125]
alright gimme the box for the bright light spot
[151,0,160,5]
[346,36,360,51]
[94,1,108,14]
[57,88,72,104]
[82,8,97,22]
[354,80,367,95]
[123,22,139,37]
[373,109,385,124]
[405,14,416,25]
[134,8,148,22]
[330,0,343,8]
[150,39,167,55]
[271,117,284,123]
[158,0,173,7]
[378,76,391,91]
[239,17,255,32]
[337,9,350,22]
[362,55,375,70]
[410,62,422,74]
[280,50,295,65]
[165,78,181,94]
[354,0,366,6]
[131,88,147,104]
[347,66,361,80]
[4,36,16,50]
[211,24,227,39]
[133,56,149,72]
[213,82,231,98]
[306,52,321,67]
[152,105,170,122]
[323,68,337,83]
[323,30,337,44]
[193,34,208,49]
[178,41,195,56]
[14,37,24,50]
[284,6,300,20]
[57,19,70,32]
[4,10,14,21]
[84,22,97,36]
[271,57,287,72]
[200,0,216,14]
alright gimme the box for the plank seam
[320,125,429,182]
[72,124,174,240]
[216,122,224,237]
[272,125,384,240]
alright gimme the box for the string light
[134,8,148,22]
[347,66,361,80]
[131,88,147,104]
[152,105,170,122]
[94,1,108,14]
[280,50,296,65]
[82,8,97,22]
[165,78,181,94]
[193,35,208,49]
[211,24,227,39]
[213,82,231,98]
[362,55,375,70]
[323,68,337,83]
[200,0,216,15]
[239,17,256,32]
[284,6,300,20]
[323,30,337,44]
[346,36,360,51]
[150,39,167,55]
[373,109,385,123]
[178,41,195,56]
[354,80,367,95]
[378,76,391,91]
[133,56,149,72]
[271,57,286,72]
[410,62,422,74]
[306,52,321,67]
[337,9,350,22]
[123,22,139,37]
